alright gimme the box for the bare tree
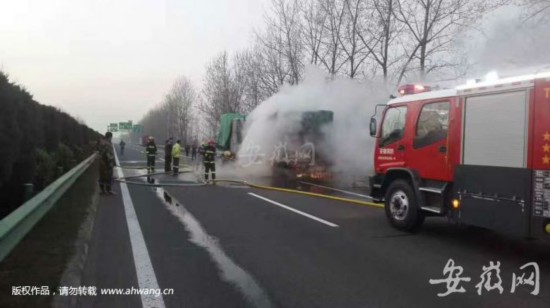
[302,0,327,65]
[200,51,244,135]
[339,0,372,78]
[138,76,197,143]
[167,76,196,143]
[257,0,304,85]
[254,38,289,95]
[318,0,347,75]
[233,50,267,113]
[519,0,550,22]
[140,106,168,142]
[353,0,404,81]
[393,0,502,83]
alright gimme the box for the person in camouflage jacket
[99,132,116,195]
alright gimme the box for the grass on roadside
[0,160,99,308]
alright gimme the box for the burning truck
[217,110,334,182]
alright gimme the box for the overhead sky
[0,0,268,132]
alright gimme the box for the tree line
[139,0,547,140]
[135,76,199,145]
[0,72,101,219]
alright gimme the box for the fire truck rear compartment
[454,165,531,237]
[462,91,528,168]
[455,90,532,237]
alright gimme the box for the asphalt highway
[76,143,550,308]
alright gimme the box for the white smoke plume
[234,66,391,185]
[466,6,550,77]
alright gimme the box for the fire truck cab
[369,72,550,240]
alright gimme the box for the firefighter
[119,139,126,156]
[196,142,206,171]
[204,140,217,183]
[145,136,157,182]
[172,139,181,175]
[99,132,116,195]
[198,142,206,157]
[164,137,173,172]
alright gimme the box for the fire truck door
[407,101,451,181]
[376,105,408,171]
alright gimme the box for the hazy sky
[0,0,268,132]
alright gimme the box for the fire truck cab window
[380,106,407,147]
[414,101,449,149]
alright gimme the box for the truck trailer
[270,110,334,182]
[217,113,246,161]
[217,110,334,181]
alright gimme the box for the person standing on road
[185,144,191,157]
[145,136,157,182]
[119,139,126,156]
[172,139,181,176]
[99,132,116,195]
[204,140,217,183]
[196,142,206,171]
[191,140,198,161]
[164,138,173,172]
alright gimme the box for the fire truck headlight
[545,223,550,234]
[452,199,460,209]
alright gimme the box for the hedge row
[0,72,101,219]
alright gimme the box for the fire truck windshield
[380,106,407,147]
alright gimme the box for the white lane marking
[299,181,373,199]
[114,146,166,308]
[248,192,339,228]
[156,189,272,308]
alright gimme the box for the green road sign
[119,122,133,130]
[132,124,143,133]
[109,123,118,132]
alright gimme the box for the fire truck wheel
[384,180,425,231]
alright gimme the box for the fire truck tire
[384,180,425,231]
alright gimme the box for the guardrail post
[0,154,97,262]
[23,183,34,202]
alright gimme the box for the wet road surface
[78,143,550,307]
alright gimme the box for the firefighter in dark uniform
[145,136,157,183]
[164,137,173,172]
[204,140,217,183]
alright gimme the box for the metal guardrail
[0,153,97,262]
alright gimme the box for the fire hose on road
[114,168,383,209]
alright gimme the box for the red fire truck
[369,72,550,240]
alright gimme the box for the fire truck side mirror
[369,117,377,137]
